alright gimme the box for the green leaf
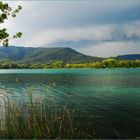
[0,1,4,10]
[0,1,22,47]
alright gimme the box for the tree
[0,0,22,47]
[51,61,65,68]
[102,58,118,68]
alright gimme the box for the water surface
[0,68,140,138]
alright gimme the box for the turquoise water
[0,68,140,138]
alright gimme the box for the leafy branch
[0,0,22,47]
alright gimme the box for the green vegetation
[64,59,140,68]
[0,59,140,69]
[0,1,22,47]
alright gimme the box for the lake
[0,68,140,138]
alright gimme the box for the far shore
[0,58,140,69]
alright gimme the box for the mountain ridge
[0,46,101,63]
[0,46,139,63]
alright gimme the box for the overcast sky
[2,0,140,57]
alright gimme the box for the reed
[0,87,96,139]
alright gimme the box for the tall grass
[0,87,97,139]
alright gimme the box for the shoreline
[0,67,139,69]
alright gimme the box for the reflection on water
[0,68,140,138]
[0,89,6,130]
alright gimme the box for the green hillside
[0,46,101,63]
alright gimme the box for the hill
[0,46,101,63]
[117,54,140,60]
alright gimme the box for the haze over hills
[0,46,139,64]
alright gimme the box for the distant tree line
[0,59,140,69]
[66,59,140,68]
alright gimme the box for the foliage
[51,61,65,68]
[0,0,22,47]
[0,59,140,69]
[67,60,140,68]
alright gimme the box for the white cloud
[123,20,140,38]
[25,20,140,47]
[26,24,117,47]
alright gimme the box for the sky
[2,0,140,57]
